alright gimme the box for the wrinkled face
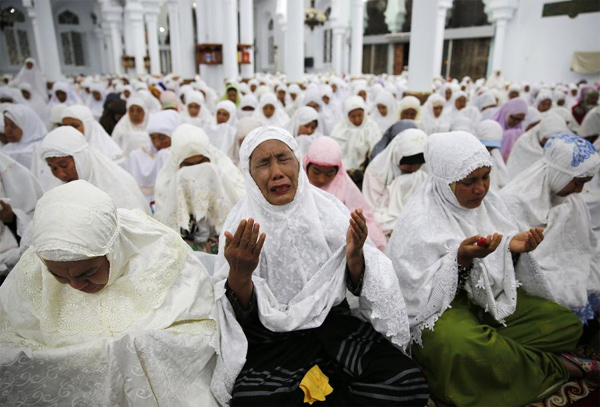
[357,90,367,101]
[508,91,519,99]
[445,88,452,101]
[400,108,417,120]
[298,120,318,136]
[217,108,230,124]
[21,89,31,100]
[454,96,467,110]
[453,167,491,209]
[557,176,593,197]
[128,105,145,125]
[322,95,330,105]
[227,89,238,103]
[506,113,525,128]
[348,108,364,127]
[433,105,443,118]
[46,156,78,183]
[150,133,171,151]
[250,140,299,205]
[92,91,102,101]
[62,117,85,135]
[306,102,320,112]
[187,102,201,118]
[45,256,110,294]
[307,163,338,188]
[399,163,423,174]
[377,103,388,117]
[537,99,552,113]
[263,104,275,118]
[179,154,210,168]
[56,90,67,103]
[3,117,23,143]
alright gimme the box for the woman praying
[491,97,529,160]
[475,119,510,190]
[254,93,290,128]
[286,106,322,157]
[2,104,46,169]
[205,100,238,153]
[180,89,213,127]
[111,96,150,156]
[371,90,398,133]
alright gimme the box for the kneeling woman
[153,124,245,252]
[0,181,218,405]
[387,131,588,406]
[211,126,429,406]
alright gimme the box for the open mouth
[270,184,291,195]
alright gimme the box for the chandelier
[304,0,328,31]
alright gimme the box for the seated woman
[475,120,510,190]
[370,90,398,133]
[421,94,450,135]
[474,91,499,120]
[363,129,428,234]
[491,97,529,160]
[286,106,322,157]
[205,100,238,153]
[180,89,213,127]
[572,88,599,125]
[507,112,569,179]
[111,96,150,156]
[304,136,387,251]
[0,180,218,405]
[254,93,290,128]
[387,131,591,406]
[370,120,418,159]
[210,126,429,406]
[238,93,258,119]
[0,151,43,277]
[501,133,600,323]
[40,126,150,214]
[2,104,46,169]
[61,105,124,165]
[229,117,262,167]
[330,96,382,183]
[397,95,422,122]
[126,110,179,205]
[535,90,554,115]
[154,124,245,252]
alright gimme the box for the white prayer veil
[206,100,238,153]
[111,96,150,156]
[387,131,554,345]
[210,126,411,405]
[2,104,47,168]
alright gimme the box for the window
[58,10,85,67]
[1,7,31,65]
[323,29,332,64]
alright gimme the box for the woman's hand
[457,233,503,267]
[346,209,367,285]
[224,218,266,307]
[509,228,544,253]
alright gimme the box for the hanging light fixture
[304,0,328,31]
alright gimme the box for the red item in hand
[477,237,487,247]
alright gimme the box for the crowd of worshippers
[0,57,599,406]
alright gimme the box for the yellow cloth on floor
[299,365,334,404]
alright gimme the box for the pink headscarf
[303,137,388,251]
[491,97,528,160]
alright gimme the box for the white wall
[502,0,600,83]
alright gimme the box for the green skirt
[413,289,582,407]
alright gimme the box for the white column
[195,0,208,43]
[126,1,147,76]
[143,12,160,75]
[101,2,124,75]
[350,0,364,77]
[102,28,114,74]
[284,0,304,82]
[384,0,407,33]
[24,0,62,81]
[109,22,123,74]
[486,0,519,73]
[407,0,439,92]
[222,0,239,80]
[167,0,183,75]
[178,0,196,77]
[94,28,108,74]
[239,0,255,78]
[330,0,348,76]
[433,0,453,77]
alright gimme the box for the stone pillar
[178,0,196,77]
[102,27,114,74]
[167,0,183,75]
[23,0,62,81]
[486,0,519,73]
[433,0,453,77]
[350,0,364,77]
[284,0,304,82]
[142,1,162,76]
[101,2,124,75]
[223,0,239,80]
[126,0,146,76]
[330,0,348,76]
[407,0,439,92]
[239,0,255,79]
